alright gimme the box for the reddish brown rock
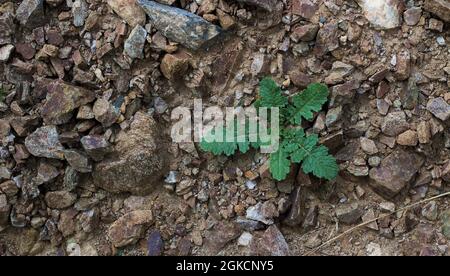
[369,149,424,198]
[292,0,319,19]
[41,81,95,125]
[15,43,36,60]
[160,52,190,80]
[108,210,153,247]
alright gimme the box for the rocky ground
[0,0,449,256]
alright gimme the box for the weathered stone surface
[292,0,319,19]
[25,126,65,159]
[204,221,242,254]
[137,0,222,50]
[314,22,339,56]
[0,13,14,45]
[80,135,111,162]
[427,97,450,121]
[0,44,14,62]
[107,0,146,27]
[64,150,92,173]
[108,210,153,247]
[35,162,60,185]
[283,186,305,226]
[93,112,167,195]
[369,149,424,198]
[381,111,410,136]
[160,53,189,80]
[249,225,290,256]
[403,7,422,26]
[41,81,96,125]
[72,0,88,27]
[356,0,402,29]
[45,191,77,209]
[336,203,363,224]
[424,0,450,23]
[147,230,164,256]
[93,98,120,127]
[124,25,147,60]
[397,130,418,146]
[16,0,45,27]
[291,24,319,42]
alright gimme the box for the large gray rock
[369,149,424,198]
[93,112,167,195]
[427,97,450,122]
[124,25,147,60]
[137,0,222,50]
[25,126,65,160]
[16,0,45,27]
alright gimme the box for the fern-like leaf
[258,78,288,108]
[269,146,291,181]
[302,145,339,180]
[290,83,329,125]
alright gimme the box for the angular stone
[93,112,167,195]
[107,0,146,27]
[336,203,363,224]
[284,186,305,226]
[424,0,450,23]
[160,52,189,80]
[0,13,14,45]
[41,81,96,125]
[360,137,378,155]
[369,149,424,198]
[291,24,319,42]
[138,0,222,50]
[124,25,147,60]
[397,130,418,146]
[0,119,10,137]
[147,230,164,256]
[0,167,11,182]
[45,191,77,209]
[15,43,36,60]
[80,135,111,162]
[292,0,319,19]
[72,0,88,27]
[329,80,359,108]
[93,98,120,127]
[0,44,14,62]
[108,210,153,247]
[314,22,339,56]
[35,162,60,185]
[381,111,409,136]
[25,126,65,160]
[249,225,290,256]
[393,50,411,81]
[403,7,422,26]
[204,221,242,255]
[325,61,354,85]
[356,0,402,29]
[64,150,92,173]
[427,97,450,121]
[16,0,45,27]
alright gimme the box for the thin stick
[305,191,450,256]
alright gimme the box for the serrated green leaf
[269,148,291,181]
[259,78,288,108]
[302,145,339,180]
[291,134,319,163]
[290,83,329,125]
